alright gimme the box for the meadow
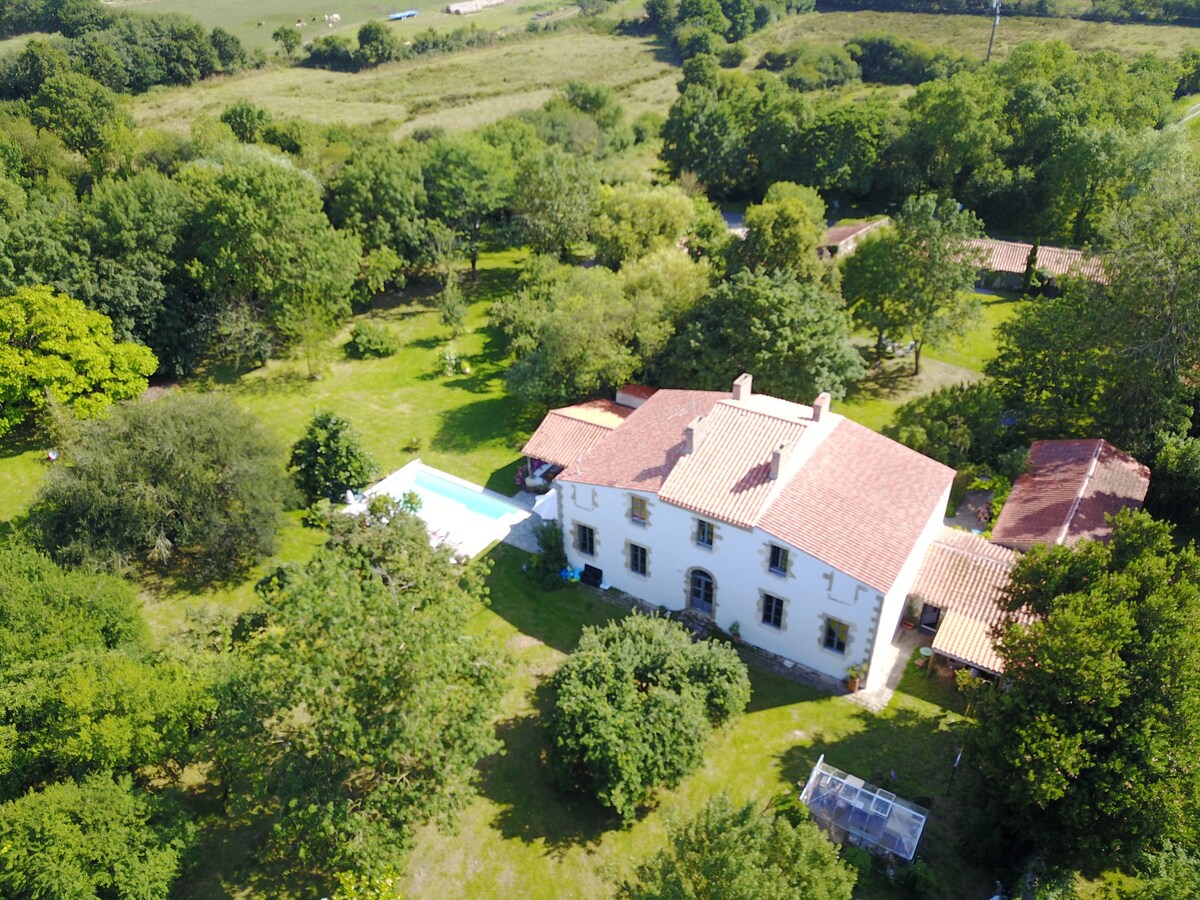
[131,30,680,138]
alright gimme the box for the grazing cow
[257,20,266,26]
[330,12,341,22]
[295,18,305,26]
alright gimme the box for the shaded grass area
[132,32,680,139]
[839,292,1023,432]
[396,546,989,900]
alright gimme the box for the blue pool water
[412,468,518,521]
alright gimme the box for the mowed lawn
[399,547,985,900]
[838,292,1024,432]
[178,545,988,898]
[0,270,1023,634]
[132,31,680,137]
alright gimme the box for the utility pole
[986,0,1001,63]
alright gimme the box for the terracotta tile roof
[556,389,724,492]
[966,238,1108,283]
[911,528,1019,674]
[757,418,955,593]
[521,399,633,470]
[820,218,890,249]
[555,388,953,593]
[991,439,1150,552]
[657,400,809,527]
[617,383,657,401]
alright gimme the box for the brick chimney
[684,416,706,454]
[732,373,753,402]
[812,391,832,422]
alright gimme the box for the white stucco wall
[556,479,940,686]
[863,483,952,691]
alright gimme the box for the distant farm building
[968,238,1108,289]
[817,217,891,259]
[447,0,506,13]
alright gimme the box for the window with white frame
[696,520,714,548]
[823,618,849,653]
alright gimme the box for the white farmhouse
[539,374,954,692]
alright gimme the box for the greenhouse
[799,755,928,861]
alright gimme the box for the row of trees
[0,11,249,100]
[663,40,1182,243]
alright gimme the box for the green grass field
[747,9,1200,63]
[132,30,679,138]
[839,292,1023,432]
[104,0,610,50]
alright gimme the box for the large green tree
[0,285,156,438]
[549,615,749,822]
[0,539,143,674]
[30,392,287,580]
[734,181,829,282]
[179,150,361,356]
[842,195,983,374]
[590,182,695,270]
[0,773,183,900]
[28,71,126,158]
[219,508,507,879]
[970,510,1200,871]
[327,141,427,265]
[659,268,864,401]
[511,145,597,258]
[424,135,513,273]
[619,794,855,900]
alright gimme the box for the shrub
[842,846,873,876]
[619,794,856,898]
[897,859,938,894]
[548,615,750,822]
[302,497,334,529]
[219,99,271,143]
[30,393,287,580]
[718,42,747,68]
[885,382,1014,470]
[289,411,378,504]
[530,522,568,589]
[347,322,399,359]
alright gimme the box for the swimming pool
[349,460,531,558]
[411,468,518,521]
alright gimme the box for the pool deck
[348,461,545,558]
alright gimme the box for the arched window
[689,569,714,615]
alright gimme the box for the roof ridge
[1056,439,1103,545]
[932,536,1015,568]
[718,397,815,426]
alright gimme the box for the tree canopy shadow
[479,679,622,853]
[432,395,532,454]
[777,702,994,898]
[484,545,622,655]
